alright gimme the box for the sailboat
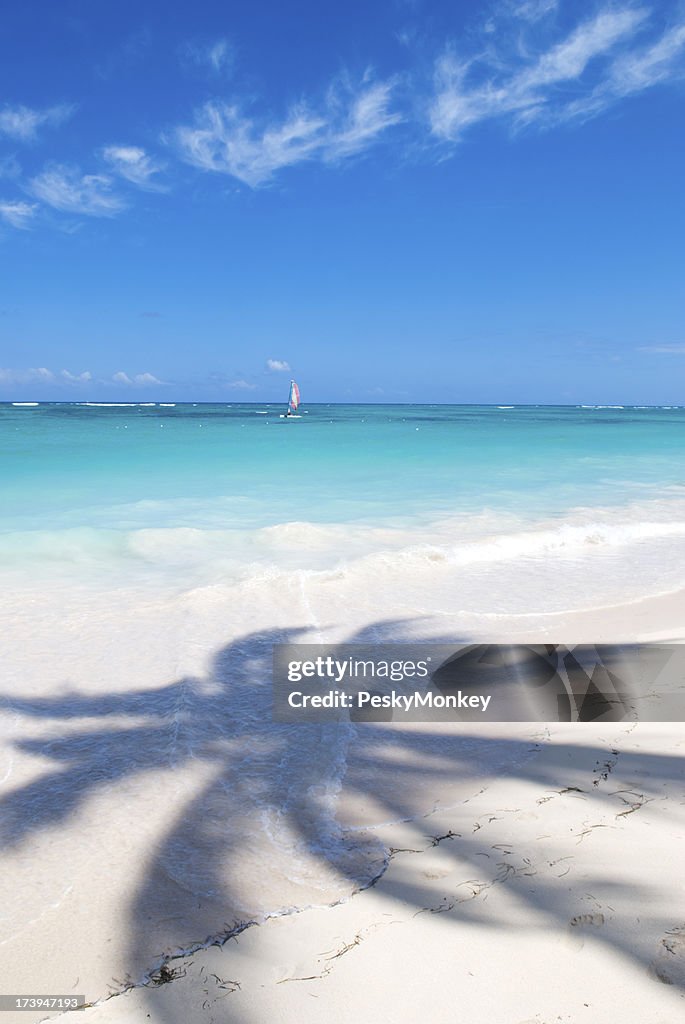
[280,379,301,418]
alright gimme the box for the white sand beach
[74,721,685,1024]
[1,584,684,1024]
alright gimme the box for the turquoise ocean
[2,402,685,609]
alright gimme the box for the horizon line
[2,401,684,409]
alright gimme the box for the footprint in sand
[651,925,685,986]
[570,912,605,928]
[565,912,605,950]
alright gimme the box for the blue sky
[1,0,684,403]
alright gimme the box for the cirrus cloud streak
[0,200,37,229]
[0,103,73,141]
[174,76,402,186]
[28,164,126,216]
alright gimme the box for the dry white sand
[73,722,685,1024]
[1,585,684,1024]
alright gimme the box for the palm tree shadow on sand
[1,624,684,1022]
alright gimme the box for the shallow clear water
[2,402,685,602]
[3,403,685,529]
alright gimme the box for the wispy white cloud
[0,366,81,384]
[324,79,403,160]
[112,371,165,386]
[0,103,73,141]
[428,5,685,141]
[266,358,291,372]
[207,38,232,73]
[560,22,685,122]
[1,367,44,383]
[638,344,685,354]
[60,369,92,382]
[0,367,164,387]
[134,371,164,385]
[28,164,126,216]
[227,378,258,390]
[0,199,37,229]
[176,103,324,185]
[174,74,401,186]
[102,145,167,191]
[182,37,234,75]
[510,0,559,23]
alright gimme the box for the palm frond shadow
[1,624,683,1021]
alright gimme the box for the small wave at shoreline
[2,497,685,567]
[3,495,685,614]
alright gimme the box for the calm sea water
[2,402,685,600]
[4,401,685,519]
